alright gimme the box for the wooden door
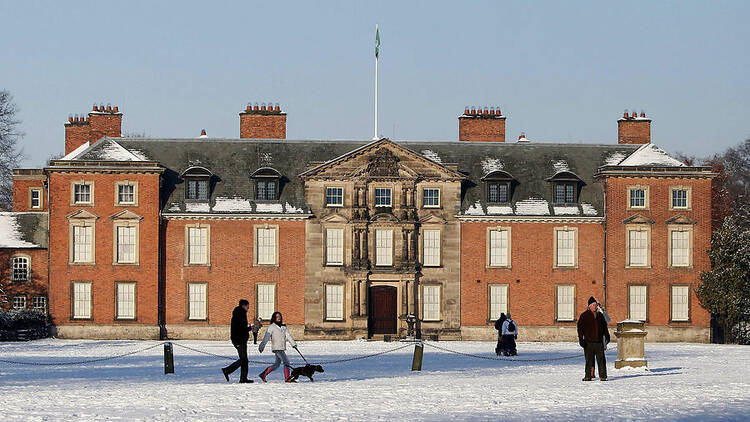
[370,286,397,335]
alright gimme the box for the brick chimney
[239,102,286,139]
[617,110,651,144]
[64,103,123,154]
[459,106,506,142]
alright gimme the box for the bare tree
[0,90,24,211]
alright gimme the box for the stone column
[614,320,648,369]
[361,230,368,261]
[353,280,361,316]
[402,229,409,263]
[353,230,360,264]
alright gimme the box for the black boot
[239,378,254,383]
[221,368,230,382]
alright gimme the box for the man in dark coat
[577,296,610,381]
[221,299,253,383]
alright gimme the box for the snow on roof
[255,203,284,213]
[167,203,181,212]
[284,202,305,214]
[553,205,580,216]
[60,141,90,160]
[486,205,514,215]
[464,201,485,216]
[515,198,550,216]
[0,213,40,248]
[184,202,210,213]
[212,197,252,212]
[552,160,570,172]
[618,144,685,167]
[96,140,148,161]
[604,151,627,166]
[481,158,504,175]
[581,203,598,216]
[421,150,442,164]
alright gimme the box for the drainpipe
[602,179,608,309]
[44,174,51,327]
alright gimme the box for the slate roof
[65,137,654,217]
[0,212,48,249]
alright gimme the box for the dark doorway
[369,285,397,336]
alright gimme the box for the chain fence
[0,342,164,366]
[422,341,617,362]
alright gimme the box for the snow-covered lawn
[1,340,749,421]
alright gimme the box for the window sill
[323,318,345,323]
[626,207,649,211]
[115,203,138,207]
[71,202,94,207]
[669,207,692,212]
[555,319,576,323]
[486,265,511,269]
[325,204,344,208]
[421,319,442,323]
[114,318,137,322]
[422,205,441,209]
[625,265,651,269]
[422,265,442,268]
[71,317,93,321]
[69,262,96,266]
[254,263,279,267]
[553,265,578,270]
[668,265,693,269]
[325,263,344,267]
[185,263,210,267]
[669,320,692,325]
[186,318,209,322]
[113,263,140,267]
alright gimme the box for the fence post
[411,341,423,371]
[164,342,174,374]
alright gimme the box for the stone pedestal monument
[614,319,648,369]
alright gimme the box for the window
[671,188,690,209]
[422,285,440,321]
[627,228,649,267]
[422,229,441,267]
[423,188,440,208]
[628,187,647,209]
[187,226,209,265]
[326,228,344,265]
[116,282,136,320]
[256,180,277,201]
[326,187,344,206]
[32,296,46,313]
[72,282,92,319]
[554,183,576,204]
[374,188,392,207]
[256,227,277,265]
[375,229,393,266]
[488,182,510,203]
[556,285,575,321]
[73,225,94,263]
[73,182,92,204]
[11,256,30,281]
[488,229,510,267]
[30,188,42,209]
[555,228,577,267]
[629,285,647,321]
[186,179,209,200]
[671,285,690,321]
[188,283,207,320]
[116,226,137,264]
[325,284,344,321]
[670,229,691,267]
[12,296,26,310]
[489,284,509,321]
[116,183,137,205]
[257,284,276,320]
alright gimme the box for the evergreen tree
[697,217,750,344]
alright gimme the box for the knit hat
[588,296,597,305]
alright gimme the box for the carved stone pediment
[366,148,400,177]
[369,212,400,223]
[66,209,99,220]
[622,213,655,225]
[110,209,144,221]
[321,213,349,224]
[419,213,447,225]
[665,214,697,225]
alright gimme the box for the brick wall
[0,248,48,311]
[12,174,47,212]
[64,108,122,154]
[459,114,506,142]
[239,113,286,139]
[617,118,651,144]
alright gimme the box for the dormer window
[251,167,281,201]
[548,171,584,205]
[182,166,214,201]
[482,170,516,204]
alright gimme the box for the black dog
[289,364,324,382]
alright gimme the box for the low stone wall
[54,325,160,340]
[644,326,709,343]
[165,324,305,341]
[460,325,709,343]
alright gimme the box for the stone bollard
[411,341,424,371]
[614,320,648,369]
[164,342,174,374]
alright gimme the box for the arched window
[251,168,281,201]
[11,255,30,281]
[181,166,214,201]
[547,171,585,205]
[482,170,517,204]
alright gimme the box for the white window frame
[422,229,441,267]
[187,282,208,321]
[254,225,279,266]
[325,228,344,265]
[325,284,344,321]
[626,225,651,268]
[554,227,578,268]
[670,186,692,210]
[375,229,393,266]
[374,188,392,207]
[186,225,210,265]
[489,284,509,321]
[422,285,441,321]
[627,185,649,210]
[422,188,440,208]
[628,285,648,321]
[668,226,693,267]
[72,225,94,264]
[671,285,690,322]
[556,284,575,322]
[71,181,94,205]
[32,296,46,313]
[325,187,344,207]
[256,283,276,321]
[72,281,92,319]
[115,181,139,206]
[12,296,26,310]
[116,225,138,264]
[115,282,136,320]
[487,227,511,268]
[11,255,30,281]
[30,187,43,209]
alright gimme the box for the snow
[0,213,40,248]
[185,202,211,213]
[604,151,627,166]
[618,144,686,167]
[60,141,90,160]
[421,150,442,164]
[212,197,253,213]
[480,158,504,175]
[284,202,305,214]
[464,201,485,216]
[97,140,147,161]
[1,340,749,421]
[552,160,570,172]
[167,203,182,212]
[486,205,514,215]
[581,203,598,216]
[553,205,580,216]
[128,149,150,161]
[515,198,550,216]
[255,203,284,213]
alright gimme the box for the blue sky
[2,0,749,166]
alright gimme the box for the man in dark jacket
[221,299,253,383]
[577,296,610,381]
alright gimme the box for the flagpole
[373,24,379,140]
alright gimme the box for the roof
[0,212,48,249]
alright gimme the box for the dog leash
[293,346,310,365]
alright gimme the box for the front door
[369,285,397,335]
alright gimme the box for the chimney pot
[631,111,637,118]
[623,109,629,118]
[92,104,97,111]
[470,106,476,115]
[483,107,489,115]
[106,103,111,112]
[274,104,280,112]
[496,107,501,116]
[261,103,266,111]
[246,103,252,111]
[640,111,645,118]
[113,105,119,112]
[200,129,207,137]
[464,106,469,115]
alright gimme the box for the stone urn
[614,319,648,369]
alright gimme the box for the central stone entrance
[369,285,397,336]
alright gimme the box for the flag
[375,26,380,59]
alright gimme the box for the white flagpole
[373,24,379,140]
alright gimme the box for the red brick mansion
[1,102,715,342]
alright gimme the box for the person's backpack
[507,320,516,332]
